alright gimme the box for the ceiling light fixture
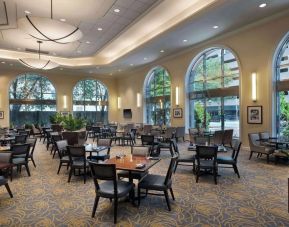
[160,50,165,53]
[144,57,147,60]
[97,27,103,31]
[1,61,5,64]
[19,41,59,70]
[24,10,31,15]
[213,25,219,29]
[183,39,188,42]
[18,0,82,44]
[259,3,267,8]
[85,41,90,44]
[114,9,120,13]
[60,18,66,22]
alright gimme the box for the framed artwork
[0,111,3,119]
[60,111,70,116]
[247,106,262,124]
[173,108,183,118]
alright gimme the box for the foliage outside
[279,91,289,138]
[194,102,211,129]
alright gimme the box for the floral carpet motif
[0,139,289,226]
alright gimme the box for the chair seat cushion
[118,170,148,180]
[198,160,216,168]
[72,158,86,167]
[138,174,170,190]
[178,155,195,162]
[217,156,235,164]
[0,176,8,185]
[98,181,133,198]
[61,156,70,162]
[12,157,26,165]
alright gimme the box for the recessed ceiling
[0,0,289,76]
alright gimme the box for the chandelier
[17,0,82,44]
[19,41,59,70]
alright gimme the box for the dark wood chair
[25,138,37,168]
[217,139,242,178]
[0,176,13,198]
[89,162,134,224]
[195,145,218,184]
[14,134,27,144]
[56,140,70,174]
[90,138,112,162]
[10,143,31,177]
[138,156,177,211]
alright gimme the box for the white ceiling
[1,0,289,76]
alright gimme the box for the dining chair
[67,145,88,183]
[138,156,177,211]
[89,162,134,224]
[175,126,185,142]
[56,140,70,174]
[14,134,27,144]
[217,140,242,178]
[26,138,37,168]
[91,138,112,162]
[195,145,218,184]
[10,143,31,177]
[0,176,13,198]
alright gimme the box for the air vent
[25,48,49,55]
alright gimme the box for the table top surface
[0,146,10,152]
[0,162,13,169]
[106,155,160,172]
[85,144,108,152]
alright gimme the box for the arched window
[145,67,171,125]
[187,48,240,136]
[73,79,108,124]
[275,34,289,137]
[9,74,56,126]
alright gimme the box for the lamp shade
[19,58,59,70]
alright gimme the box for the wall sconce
[137,93,141,108]
[117,97,121,110]
[251,72,257,102]
[160,99,163,109]
[98,99,101,107]
[175,86,179,106]
[63,95,67,109]
[0,93,2,109]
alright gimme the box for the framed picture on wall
[247,106,262,124]
[0,111,4,119]
[173,108,183,118]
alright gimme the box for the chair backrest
[92,126,101,133]
[194,136,209,145]
[164,156,178,185]
[231,139,242,161]
[196,145,218,160]
[31,124,40,134]
[14,134,27,144]
[212,130,224,145]
[11,143,31,159]
[97,138,112,147]
[259,132,270,140]
[248,133,261,149]
[171,138,179,155]
[150,129,161,136]
[67,145,86,158]
[62,132,78,146]
[89,162,117,192]
[223,129,233,145]
[56,140,68,158]
[131,146,150,156]
[51,134,63,143]
[175,127,185,138]
[164,127,176,138]
[141,135,154,145]
[143,125,152,134]
[26,138,37,155]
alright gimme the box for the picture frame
[173,108,183,118]
[0,111,3,119]
[247,106,262,124]
[60,111,70,116]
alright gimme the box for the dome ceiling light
[17,0,82,44]
[19,41,59,70]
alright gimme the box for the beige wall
[116,12,289,146]
[0,69,118,127]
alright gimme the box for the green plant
[49,112,65,124]
[194,102,211,129]
[62,114,86,131]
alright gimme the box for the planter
[62,130,86,145]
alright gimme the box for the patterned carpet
[0,139,289,226]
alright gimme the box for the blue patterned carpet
[0,139,289,226]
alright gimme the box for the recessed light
[183,39,188,42]
[160,50,165,53]
[60,18,66,22]
[144,57,147,60]
[130,63,134,66]
[97,27,103,31]
[114,8,120,13]
[60,68,63,70]
[9,63,13,66]
[85,41,91,44]
[24,10,31,14]
[1,61,5,64]
[213,25,219,29]
[259,3,267,8]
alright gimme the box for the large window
[73,79,108,124]
[145,67,171,125]
[9,74,56,126]
[187,48,240,136]
[275,35,289,137]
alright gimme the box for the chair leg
[92,196,100,218]
[84,167,86,184]
[57,162,62,174]
[174,162,178,173]
[164,190,171,211]
[169,188,175,200]
[68,167,73,182]
[214,168,217,185]
[196,167,199,183]
[114,197,118,224]
[25,164,31,177]
[5,183,13,198]
[138,187,141,206]
[249,151,253,160]
[31,157,36,168]
[233,164,240,178]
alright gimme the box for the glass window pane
[224,96,240,137]
[207,98,221,132]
